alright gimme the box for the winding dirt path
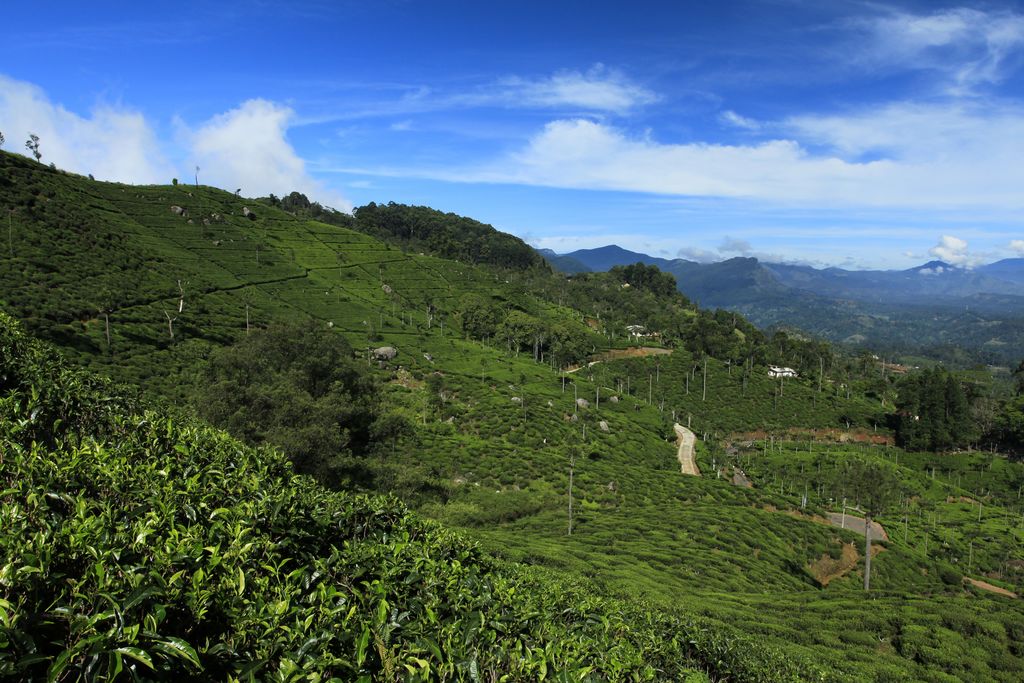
[674,423,700,476]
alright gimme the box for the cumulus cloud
[184,99,351,211]
[0,74,173,183]
[0,75,349,210]
[420,96,1024,213]
[1010,239,1024,254]
[495,65,658,113]
[928,235,972,266]
[854,7,1024,93]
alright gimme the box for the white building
[768,365,798,378]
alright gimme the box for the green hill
[3,151,1024,680]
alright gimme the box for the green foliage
[1,311,824,682]
[895,367,977,451]
[609,262,683,300]
[196,321,385,483]
[354,201,546,271]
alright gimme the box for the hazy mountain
[551,245,1024,363]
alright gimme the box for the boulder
[242,206,257,220]
[371,346,398,361]
[576,398,590,409]
[170,205,186,216]
[599,420,609,432]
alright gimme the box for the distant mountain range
[539,246,1024,365]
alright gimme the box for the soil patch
[964,577,1018,598]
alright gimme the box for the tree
[196,321,382,483]
[0,130,5,148]
[25,133,41,162]
[837,455,902,590]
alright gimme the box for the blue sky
[3,1,1024,268]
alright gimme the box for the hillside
[4,152,1024,680]
[2,310,802,682]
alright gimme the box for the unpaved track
[827,512,888,540]
[674,424,700,476]
[965,577,1018,598]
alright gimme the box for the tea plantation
[2,151,1024,680]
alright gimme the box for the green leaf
[114,647,154,670]
[356,626,371,667]
[152,636,202,668]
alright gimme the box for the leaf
[152,636,202,668]
[356,626,371,667]
[114,647,155,670]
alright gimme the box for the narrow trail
[964,578,1018,598]
[565,347,672,374]
[673,423,700,476]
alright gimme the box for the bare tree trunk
[702,357,707,401]
[164,310,177,339]
[177,279,186,313]
[245,304,250,333]
[103,312,111,352]
[864,515,873,590]
[567,453,575,535]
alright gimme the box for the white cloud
[854,8,1024,93]
[0,74,173,183]
[718,236,753,255]
[928,235,975,266]
[412,96,1024,214]
[719,110,761,131]
[184,99,352,211]
[676,246,717,262]
[1009,239,1024,254]
[495,65,658,113]
[0,75,350,211]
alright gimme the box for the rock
[203,218,210,225]
[213,240,222,246]
[381,284,393,294]
[609,395,619,403]
[170,205,186,216]
[576,398,590,409]
[570,413,579,422]
[371,346,398,361]
[511,396,522,403]
[546,400,553,407]
[186,219,194,224]
[242,206,256,220]
[423,352,433,362]
[599,420,609,432]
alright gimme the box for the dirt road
[827,512,888,540]
[674,424,700,476]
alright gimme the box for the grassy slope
[5,310,823,682]
[2,153,1023,680]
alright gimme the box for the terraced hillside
[4,152,1024,680]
